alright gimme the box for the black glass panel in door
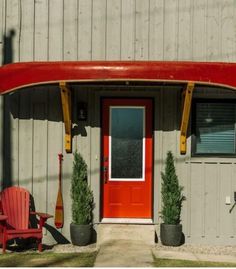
[110,107,144,179]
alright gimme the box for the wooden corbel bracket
[59,82,72,153]
[180,82,195,155]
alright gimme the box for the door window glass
[110,107,145,180]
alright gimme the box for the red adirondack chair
[0,186,52,253]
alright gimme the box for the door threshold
[101,218,153,224]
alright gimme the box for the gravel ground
[0,242,98,254]
[50,242,236,256]
[51,242,236,257]
[154,243,236,256]
[47,243,98,253]
[2,241,236,257]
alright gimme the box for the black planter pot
[70,223,92,246]
[160,223,182,246]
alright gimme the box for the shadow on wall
[29,195,70,244]
[2,29,16,189]
[1,30,71,245]
[5,83,193,189]
[8,84,89,137]
[2,29,15,65]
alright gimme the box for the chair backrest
[1,186,30,230]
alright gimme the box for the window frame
[109,106,146,181]
[191,98,236,157]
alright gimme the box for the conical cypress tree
[161,151,184,224]
[71,151,94,225]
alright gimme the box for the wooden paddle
[54,153,64,229]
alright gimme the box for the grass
[153,257,236,267]
[0,252,97,267]
[2,249,236,267]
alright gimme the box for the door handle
[103,166,108,184]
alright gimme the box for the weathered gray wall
[1,0,236,245]
[1,0,236,63]
[4,85,236,245]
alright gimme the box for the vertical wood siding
[2,0,236,63]
[19,0,34,61]
[78,0,92,60]
[120,0,135,60]
[2,0,236,245]
[0,0,5,65]
[34,0,49,61]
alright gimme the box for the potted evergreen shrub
[70,151,94,246]
[160,151,185,246]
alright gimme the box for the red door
[102,99,153,218]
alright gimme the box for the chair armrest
[0,215,7,221]
[30,212,53,229]
[30,211,53,219]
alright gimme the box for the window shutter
[196,103,236,154]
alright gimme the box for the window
[109,106,145,181]
[192,100,236,156]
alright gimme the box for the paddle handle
[58,153,63,185]
[54,153,64,229]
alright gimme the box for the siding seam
[91,0,94,60]
[119,0,122,60]
[105,0,107,60]
[62,0,65,60]
[18,0,22,61]
[47,0,49,61]
[76,0,79,60]
[33,0,35,61]
[147,0,150,60]
[134,0,136,60]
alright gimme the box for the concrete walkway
[94,240,236,267]
[94,239,154,267]
[152,248,236,264]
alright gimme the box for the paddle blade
[54,188,64,229]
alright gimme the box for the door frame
[100,97,154,221]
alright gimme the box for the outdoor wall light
[77,102,87,121]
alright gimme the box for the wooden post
[180,82,195,155]
[59,82,72,153]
